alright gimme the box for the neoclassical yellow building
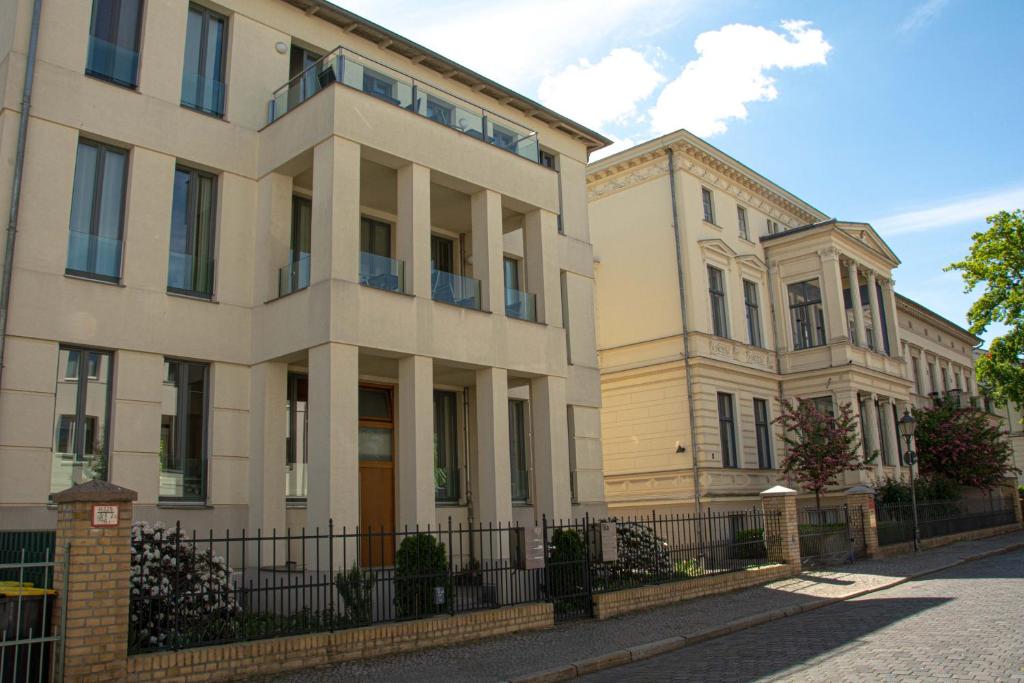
[0,0,610,536]
[587,129,984,515]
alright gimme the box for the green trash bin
[0,584,57,683]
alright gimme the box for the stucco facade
[0,0,609,534]
[587,130,983,515]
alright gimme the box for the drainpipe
[666,147,702,516]
[0,0,43,393]
[763,251,788,484]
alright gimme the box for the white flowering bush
[129,521,240,650]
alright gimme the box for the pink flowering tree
[774,399,871,510]
[912,400,1018,489]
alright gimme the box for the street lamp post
[898,409,920,551]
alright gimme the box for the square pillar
[397,163,431,297]
[530,375,571,521]
[306,343,359,536]
[311,136,360,285]
[473,367,512,524]
[397,355,435,530]
[255,172,293,303]
[471,189,505,314]
[248,361,288,540]
[819,248,848,343]
[524,209,562,325]
[53,481,136,683]
[847,260,866,347]
[760,485,800,569]
[866,271,884,353]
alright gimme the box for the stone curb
[506,539,1024,683]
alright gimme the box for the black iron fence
[128,508,784,652]
[798,506,857,565]
[0,531,56,588]
[876,495,1017,546]
[0,543,67,683]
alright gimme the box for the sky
[333,0,1024,345]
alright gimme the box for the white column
[397,163,431,297]
[880,397,899,468]
[523,209,562,325]
[311,136,360,285]
[248,362,288,534]
[847,260,866,347]
[529,376,571,522]
[866,271,883,353]
[473,367,512,524]
[862,393,883,478]
[397,355,435,530]
[255,173,293,304]
[470,189,504,314]
[819,248,847,343]
[883,278,901,356]
[306,343,360,536]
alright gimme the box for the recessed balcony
[504,287,537,322]
[431,269,481,310]
[267,46,540,164]
[278,254,310,297]
[360,251,405,293]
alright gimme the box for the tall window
[50,347,113,494]
[911,356,921,394]
[788,279,826,350]
[285,373,308,500]
[708,265,729,338]
[941,366,949,391]
[509,399,529,502]
[434,390,459,502]
[737,206,749,240]
[567,405,578,503]
[160,359,209,501]
[701,187,715,224]
[767,219,780,235]
[928,362,937,393]
[810,396,835,416]
[86,0,142,87]
[743,280,763,347]
[66,140,127,281]
[876,401,892,465]
[182,3,227,116]
[168,165,217,297]
[753,398,772,469]
[281,196,311,295]
[718,393,737,468]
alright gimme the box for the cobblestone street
[585,548,1024,682]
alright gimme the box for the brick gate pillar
[53,480,137,683]
[845,484,879,557]
[760,485,800,569]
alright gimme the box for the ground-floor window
[509,399,529,502]
[286,373,308,501]
[718,392,737,468]
[434,390,459,502]
[50,346,113,493]
[160,359,209,502]
[753,398,772,469]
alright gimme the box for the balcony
[268,46,540,164]
[359,252,405,293]
[431,269,481,310]
[504,287,537,322]
[278,254,310,297]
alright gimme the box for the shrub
[599,521,672,586]
[393,533,449,618]
[674,558,702,577]
[731,527,767,560]
[128,521,239,649]
[546,529,587,613]
[335,563,375,626]
[875,475,961,505]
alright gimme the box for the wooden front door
[358,384,395,566]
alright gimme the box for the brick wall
[592,564,795,620]
[126,602,553,683]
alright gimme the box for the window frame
[753,398,772,469]
[743,279,763,348]
[701,186,716,224]
[285,372,309,502]
[51,346,114,490]
[718,392,737,468]
[86,0,144,88]
[434,389,460,503]
[509,398,530,503]
[66,139,128,283]
[181,2,228,117]
[788,279,826,350]
[737,205,749,240]
[159,358,211,503]
[167,164,218,298]
[707,265,729,338]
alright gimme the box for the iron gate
[798,506,857,566]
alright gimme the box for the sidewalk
[258,529,1024,683]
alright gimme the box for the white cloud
[648,20,831,137]
[590,136,638,162]
[899,0,950,33]
[537,49,664,129]
[871,185,1024,236]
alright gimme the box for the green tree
[912,399,1018,490]
[947,209,1024,414]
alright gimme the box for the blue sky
[337,0,1023,344]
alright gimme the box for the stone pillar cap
[760,485,797,497]
[52,480,138,503]
[846,484,876,495]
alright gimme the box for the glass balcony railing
[181,73,226,117]
[168,252,214,296]
[85,37,139,87]
[66,231,122,280]
[431,269,481,310]
[278,254,311,297]
[268,46,540,163]
[359,252,405,293]
[505,287,537,322]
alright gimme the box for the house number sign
[91,504,119,527]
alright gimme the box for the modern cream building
[0,0,610,546]
[587,129,983,515]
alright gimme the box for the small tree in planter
[393,533,449,618]
[774,398,872,511]
[912,401,1019,489]
[336,562,375,626]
